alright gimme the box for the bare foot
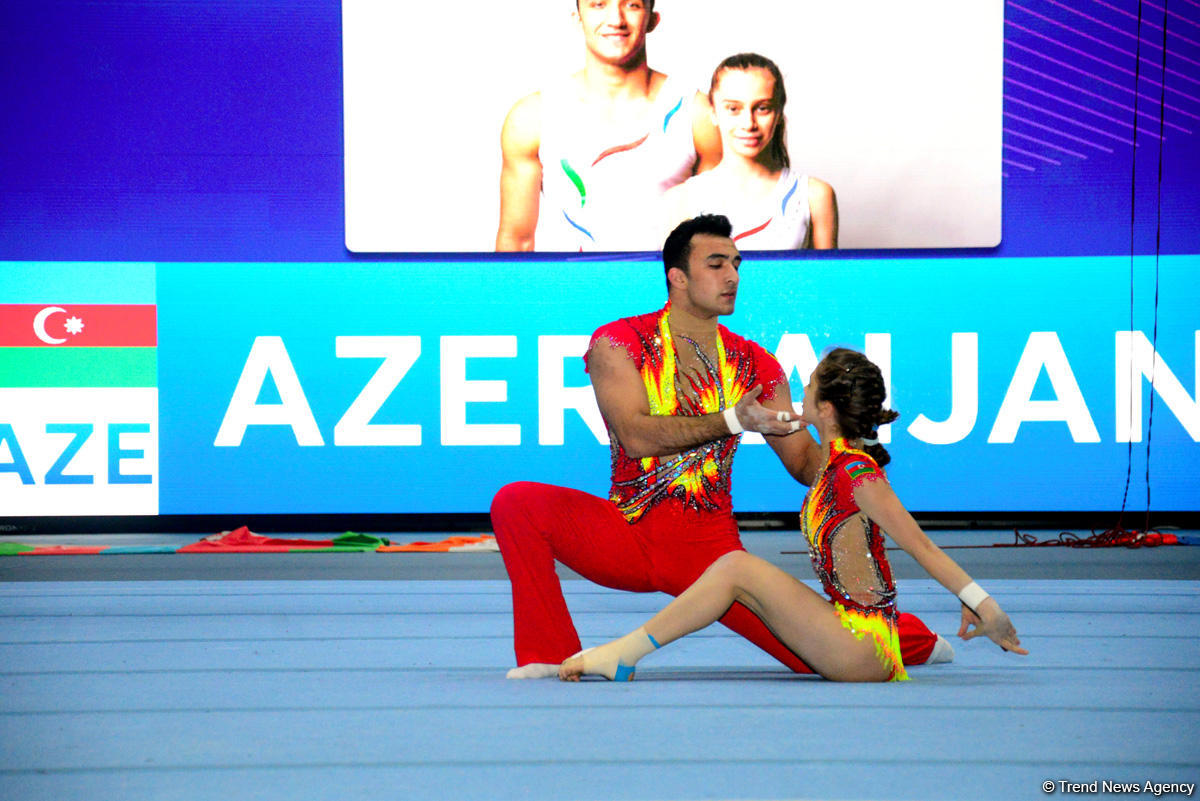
[558,648,592,682]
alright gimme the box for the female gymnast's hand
[957,598,1029,655]
[734,386,804,436]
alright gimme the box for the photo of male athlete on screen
[663,53,838,250]
[495,0,722,252]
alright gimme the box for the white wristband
[957,581,990,611]
[722,406,743,435]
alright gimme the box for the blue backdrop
[2,0,1197,514]
[154,257,1198,513]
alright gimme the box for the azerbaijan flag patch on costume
[844,461,875,481]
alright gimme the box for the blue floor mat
[1,578,1198,801]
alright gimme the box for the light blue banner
[0,263,157,304]
[156,256,1199,513]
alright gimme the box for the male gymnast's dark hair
[709,52,789,170]
[662,214,733,289]
[812,348,901,468]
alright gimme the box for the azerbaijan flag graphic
[0,264,158,515]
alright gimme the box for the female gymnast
[663,52,838,250]
[560,348,1027,683]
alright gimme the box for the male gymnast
[496,0,722,251]
[491,214,950,677]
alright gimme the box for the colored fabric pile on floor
[175,527,390,553]
[378,535,498,552]
[1004,529,1183,548]
[176,526,333,553]
[291,532,391,553]
[101,545,180,555]
[16,545,107,555]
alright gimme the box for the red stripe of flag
[0,305,156,347]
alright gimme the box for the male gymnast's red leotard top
[585,303,785,522]
[800,437,909,680]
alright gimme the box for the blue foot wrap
[613,663,636,682]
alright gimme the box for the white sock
[923,634,955,665]
[505,662,560,679]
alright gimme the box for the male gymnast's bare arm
[587,337,800,459]
[496,93,543,252]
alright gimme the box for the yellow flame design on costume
[834,602,909,681]
[667,451,721,496]
[800,489,825,550]
[643,313,677,417]
[630,305,753,508]
[717,339,741,404]
[640,307,747,416]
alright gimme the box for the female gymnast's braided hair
[812,348,899,467]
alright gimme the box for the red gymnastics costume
[802,438,909,681]
[491,303,936,670]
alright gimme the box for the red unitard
[491,305,937,670]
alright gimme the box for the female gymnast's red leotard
[801,437,909,681]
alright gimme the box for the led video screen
[343,0,1003,252]
[0,0,1196,519]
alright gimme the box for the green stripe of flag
[0,347,156,387]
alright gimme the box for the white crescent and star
[33,306,68,344]
[32,307,84,344]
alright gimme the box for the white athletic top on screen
[674,168,812,250]
[537,76,698,251]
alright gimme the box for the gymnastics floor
[1,530,1198,801]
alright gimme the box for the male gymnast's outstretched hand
[733,385,804,436]
[957,598,1029,655]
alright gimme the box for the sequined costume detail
[586,303,785,523]
[800,438,908,681]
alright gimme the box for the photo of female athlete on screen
[664,53,838,250]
